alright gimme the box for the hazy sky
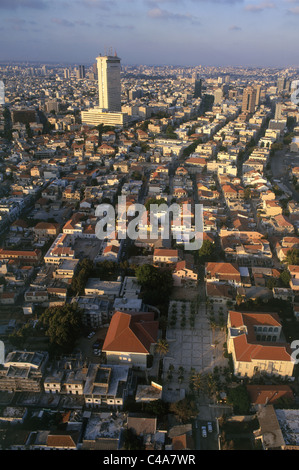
[0,0,299,67]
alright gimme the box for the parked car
[88,332,95,339]
[201,426,207,438]
[207,422,213,433]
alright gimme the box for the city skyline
[0,0,299,68]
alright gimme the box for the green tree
[280,269,291,287]
[285,248,299,265]
[244,188,251,200]
[155,338,169,357]
[190,371,203,395]
[71,257,93,295]
[198,239,216,264]
[122,429,145,450]
[169,396,197,423]
[136,264,173,305]
[266,277,278,290]
[38,303,83,353]
[227,384,251,414]
[144,197,167,212]
[144,399,168,416]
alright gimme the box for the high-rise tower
[96,53,121,112]
[242,86,257,114]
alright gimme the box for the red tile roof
[102,311,159,355]
[229,311,292,363]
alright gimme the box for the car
[207,422,213,433]
[88,332,95,339]
[201,426,207,438]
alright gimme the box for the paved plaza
[162,300,228,401]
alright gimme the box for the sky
[0,0,299,67]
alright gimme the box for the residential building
[83,364,133,409]
[0,351,49,393]
[205,262,241,286]
[153,249,179,266]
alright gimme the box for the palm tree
[155,339,169,357]
[210,319,217,345]
[190,371,203,395]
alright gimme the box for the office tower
[81,51,128,128]
[242,86,257,114]
[46,99,59,114]
[275,102,283,120]
[96,53,121,112]
[254,84,261,107]
[64,68,70,79]
[194,78,202,99]
[76,65,85,79]
[277,77,286,93]
[93,62,98,79]
[129,89,143,100]
[214,88,223,105]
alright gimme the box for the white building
[96,53,122,112]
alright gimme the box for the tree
[266,277,278,290]
[190,371,203,395]
[169,396,197,423]
[135,264,173,306]
[144,399,168,416]
[280,269,291,287]
[144,197,167,212]
[198,239,216,264]
[227,384,251,414]
[155,339,169,357]
[38,303,83,354]
[285,248,299,265]
[71,258,93,295]
[122,429,145,450]
[244,187,251,201]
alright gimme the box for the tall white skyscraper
[81,51,128,128]
[96,53,121,112]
